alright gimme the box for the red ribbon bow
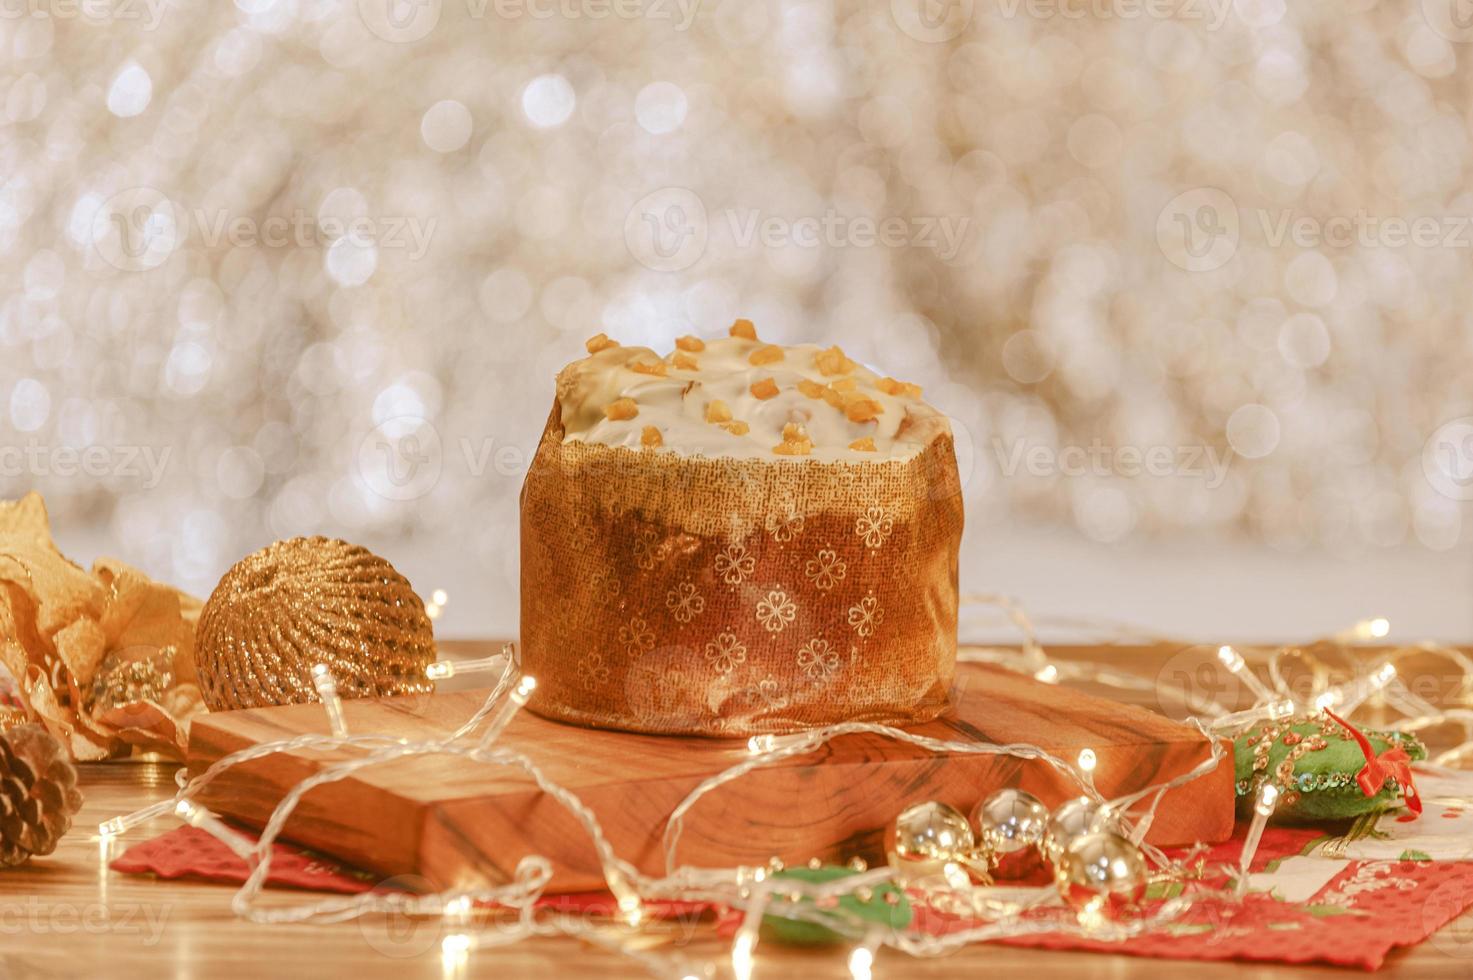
[1325,710,1421,815]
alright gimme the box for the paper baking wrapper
[520,401,963,736]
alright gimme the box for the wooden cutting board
[186,662,1233,892]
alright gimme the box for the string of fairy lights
[96,596,1473,977]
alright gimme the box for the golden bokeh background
[2,0,1470,635]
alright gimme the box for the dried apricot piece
[705,399,733,423]
[630,360,667,377]
[641,426,663,448]
[844,396,883,423]
[849,437,877,452]
[748,344,784,366]
[730,318,758,341]
[773,422,814,456]
[675,335,706,352]
[586,332,619,354]
[721,421,750,436]
[605,398,639,421]
[672,351,699,371]
[876,376,922,398]
[750,378,780,400]
[797,379,826,399]
[814,345,855,376]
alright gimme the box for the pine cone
[0,724,84,868]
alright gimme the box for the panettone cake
[520,320,963,736]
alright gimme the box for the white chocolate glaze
[556,332,950,461]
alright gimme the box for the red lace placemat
[113,822,1473,969]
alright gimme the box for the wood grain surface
[185,662,1232,892]
[2,641,1470,980]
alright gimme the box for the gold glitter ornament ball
[194,538,436,711]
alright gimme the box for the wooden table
[4,640,1471,979]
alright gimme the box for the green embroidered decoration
[760,865,912,946]
[1232,713,1425,822]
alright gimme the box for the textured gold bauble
[194,537,436,711]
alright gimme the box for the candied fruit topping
[750,378,780,400]
[844,396,883,423]
[672,351,699,370]
[814,345,856,376]
[848,437,877,452]
[876,377,922,398]
[586,332,619,354]
[773,422,814,455]
[641,426,663,448]
[721,420,750,436]
[604,398,639,421]
[705,399,733,423]
[749,344,784,366]
[797,379,826,399]
[675,335,706,352]
[730,318,758,341]
[630,360,667,377]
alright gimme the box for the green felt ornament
[759,865,912,946]
[1232,712,1425,822]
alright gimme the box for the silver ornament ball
[887,801,986,888]
[972,788,1049,855]
[1045,797,1120,861]
[1056,831,1148,918]
[889,801,976,864]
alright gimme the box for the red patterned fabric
[115,822,1473,969]
[110,825,708,919]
